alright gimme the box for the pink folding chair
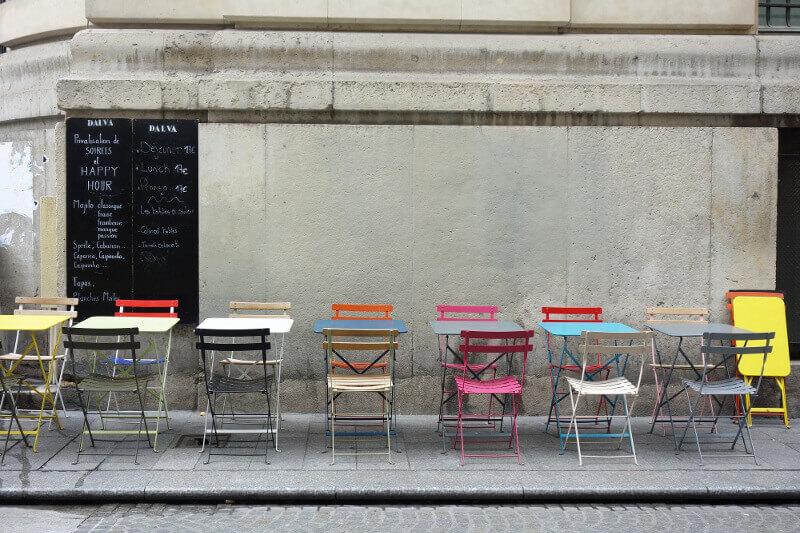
[454,329,534,466]
[436,305,499,435]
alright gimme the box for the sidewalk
[1,412,798,504]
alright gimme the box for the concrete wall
[197,123,777,414]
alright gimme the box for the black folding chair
[63,327,152,464]
[0,341,31,464]
[196,327,273,464]
[678,331,774,465]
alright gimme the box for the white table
[196,317,293,450]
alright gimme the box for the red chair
[436,305,500,436]
[541,307,610,432]
[115,299,178,318]
[455,330,534,465]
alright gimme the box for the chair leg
[458,390,466,466]
[387,387,393,465]
[622,394,638,465]
[681,388,705,465]
[561,388,577,456]
[264,389,272,465]
[206,392,220,465]
[778,378,791,429]
[329,389,336,466]
[572,391,584,466]
[512,394,523,466]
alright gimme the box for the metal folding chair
[64,326,153,464]
[678,331,775,465]
[541,307,609,434]
[323,328,398,465]
[646,307,712,434]
[205,302,290,451]
[0,297,78,424]
[436,305,500,435]
[196,327,274,464]
[455,330,534,466]
[105,299,177,430]
[562,331,652,465]
[0,341,31,464]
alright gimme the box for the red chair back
[725,290,784,325]
[436,305,498,322]
[115,299,179,318]
[459,330,534,386]
[541,306,602,323]
[331,304,392,320]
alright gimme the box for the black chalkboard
[132,119,199,322]
[66,118,133,318]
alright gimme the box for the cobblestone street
[5,503,800,532]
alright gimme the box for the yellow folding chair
[731,296,791,428]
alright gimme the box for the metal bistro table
[537,321,639,451]
[647,322,752,451]
[74,315,179,452]
[196,316,293,451]
[314,319,407,452]
[430,319,525,453]
[0,314,71,451]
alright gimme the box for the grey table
[430,320,525,451]
[647,322,751,450]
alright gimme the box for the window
[760,0,800,31]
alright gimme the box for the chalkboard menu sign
[66,118,199,322]
[66,118,133,318]
[132,119,199,322]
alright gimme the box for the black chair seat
[78,373,150,393]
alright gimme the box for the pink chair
[454,329,534,466]
[436,305,499,435]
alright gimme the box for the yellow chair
[731,296,791,428]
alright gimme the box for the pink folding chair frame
[436,306,500,435]
[455,329,534,466]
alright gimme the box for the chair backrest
[115,299,178,318]
[725,290,784,325]
[323,328,398,376]
[14,296,78,318]
[701,331,775,394]
[541,306,602,323]
[13,297,78,355]
[436,305,498,322]
[63,326,141,377]
[459,330,535,386]
[331,304,392,320]
[229,301,291,319]
[646,307,708,324]
[730,297,789,378]
[578,331,653,389]
[195,327,272,386]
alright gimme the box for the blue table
[314,318,407,452]
[537,321,638,450]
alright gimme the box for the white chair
[562,331,652,465]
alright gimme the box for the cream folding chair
[562,331,652,465]
[324,328,397,465]
[201,302,289,452]
[0,297,78,423]
[646,307,710,434]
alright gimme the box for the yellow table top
[0,314,71,332]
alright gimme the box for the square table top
[536,321,638,337]
[197,317,293,334]
[647,322,752,338]
[0,314,71,332]
[75,316,180,333]
[429,320,525,336]
[313,319,407,334]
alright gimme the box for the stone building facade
[1,0,798,414]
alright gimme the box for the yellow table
[0,314,71,451]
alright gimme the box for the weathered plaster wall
[197,123,777,414]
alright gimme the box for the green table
[74,316,179,452]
